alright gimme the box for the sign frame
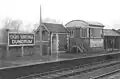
[8,32,35,47]
[90,38,103,48]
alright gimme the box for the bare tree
[19,23,35,33]
[33,23,39,32]
[3,18,23,31]
[25,23,32,32]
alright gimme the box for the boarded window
[80,28,88,37]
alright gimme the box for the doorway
[52,34,58,53]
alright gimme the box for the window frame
[69,29,74,38]
[80,27,89,38]
[89,28,102,38]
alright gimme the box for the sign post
[56,34,59,61]
[7,31,9,57]
[40,5,43,56]
[8,32,35,57]
[21,46,24,57]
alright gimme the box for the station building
[65,20,105,53]
[35,22,68,55]
[103,29,120,52]
[0,21,120,59]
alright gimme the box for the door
[52,34,58,53]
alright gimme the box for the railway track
[16,58,120,79]
[1,53,119,79]
[91,68,120,79]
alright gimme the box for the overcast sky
[0,0,120,29]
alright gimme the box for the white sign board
[90,39,103,47]
[8,32,35,46]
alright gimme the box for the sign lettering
[8,33,35,46]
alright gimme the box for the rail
[0,52,120,79]
[91,68,120,79]
[17,58,120,79]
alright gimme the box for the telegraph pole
[39,5,42,55]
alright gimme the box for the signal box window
[80,28,88,38]
[70,30,74,38]
[90,28,102,38]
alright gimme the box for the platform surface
[0,51,120,69]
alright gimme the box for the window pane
[70,30,74,37]
[80,28,88,37]
[90,28,102,38]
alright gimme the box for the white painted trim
[51,33,59,54]
[89,26,103,28]
[57,33,68,34]
[8,32,9,46]
[87,28,89,37]
[52,33,68,35]
[58,51,66,53]
[57,33,59,54]
[51,33,53,54]
[42,41,49,42]
[56,33,59,60]
[35,41,40,42]
[67,34,70,51]
[8,44,35,47]
[69,37,74,38]
[35,24,50,33]
[8,32,35,47]
[42,24,50,33]
[52,33,58,35]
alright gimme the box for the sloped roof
[117,29,120,32]
[103,29,120,36]
[36,22,68,33]
[86,21,104,27]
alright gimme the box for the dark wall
[104,36,120,50]
[35,31,40,41]
[58,34,67,51]
[42,30,49,41]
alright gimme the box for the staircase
[70,38,88,53]
[78,43,87,53]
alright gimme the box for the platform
[0,51,120,69]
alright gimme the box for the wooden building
[103,29,120,52]
[65,20,105,53]
[35,22,68,55]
